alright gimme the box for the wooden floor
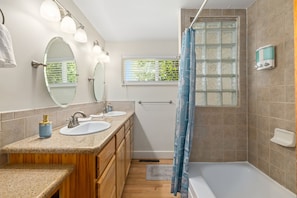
[122,159,181,198]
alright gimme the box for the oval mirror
[44,37,78,107]
[93,62,105,101]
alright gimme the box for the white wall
[0,0,104,112]
[106,41,178,159]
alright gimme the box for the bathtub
[188,162,296,198]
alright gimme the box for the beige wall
[0,0,105,112]
[247,0,296,193]
[182,9,248,162]
[105,41,178,158]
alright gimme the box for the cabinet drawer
[115,126,125,149]
[124,119,130,134]
[96,137,115,178]
[96,155,116,198]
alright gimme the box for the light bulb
[93,42,102,54]
[74,26,88,43]
[98,51,106,60]
[40,0,61,22]
[60,14,76,34]
[103,53,110,63]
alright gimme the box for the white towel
[0,24,16,68]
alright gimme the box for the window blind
[122,57,179,85]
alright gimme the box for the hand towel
[0,24,16,68]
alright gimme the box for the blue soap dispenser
[39,115,52,138]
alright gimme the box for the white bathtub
[188,162,296,198]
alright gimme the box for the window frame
[122,56,179,86]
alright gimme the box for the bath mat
[146,164,173,181]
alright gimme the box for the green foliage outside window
[159,60,179,81]
[128,59,179,82]
[134,60,155,81]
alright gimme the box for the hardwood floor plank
[122,159,181,198]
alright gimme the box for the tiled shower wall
[180,9,248,162]
[247,0,296,193]
[0,102,104,166]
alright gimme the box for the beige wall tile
[2,119,25,146]
[247,1,296,188]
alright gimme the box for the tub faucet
[68,111,87,128]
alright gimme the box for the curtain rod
[189,0,208,29]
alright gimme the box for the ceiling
[73,0,256,42]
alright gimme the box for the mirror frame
[93,62,105,102]
[43,37,78,107]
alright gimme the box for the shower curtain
[171,27,196,197]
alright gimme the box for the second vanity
[2,111,134,198]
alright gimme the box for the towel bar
[0,9,4,25]
[138,100,173,104]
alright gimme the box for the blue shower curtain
[171,27,196,198]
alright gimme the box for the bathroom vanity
[2,111,134,198]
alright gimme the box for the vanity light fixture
[40,0,61,22]
[40,0,88,43]
[103,52,110,63]
[74,25,88,43]
[93,40,111,63]
[60,12,76,34]
[93,40,102,54]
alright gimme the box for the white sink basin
[60,121,111,136]
[104,111,126,117]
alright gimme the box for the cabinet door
[97,155,116,198]
[125,130,131,177]
[116,140,126,198]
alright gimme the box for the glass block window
[192,18,239,106]
[122,57,179,85]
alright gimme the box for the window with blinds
[122,57,179,85]
[193,17,239,106]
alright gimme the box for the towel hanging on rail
[0,21,17,68]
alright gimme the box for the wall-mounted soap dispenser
[254,44,275,70]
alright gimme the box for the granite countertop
[1,111,134,154]
[0,164,74,198]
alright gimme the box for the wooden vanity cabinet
[116,126,126,198]
[7,115,134,198]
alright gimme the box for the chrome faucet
[68,111,87,128]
